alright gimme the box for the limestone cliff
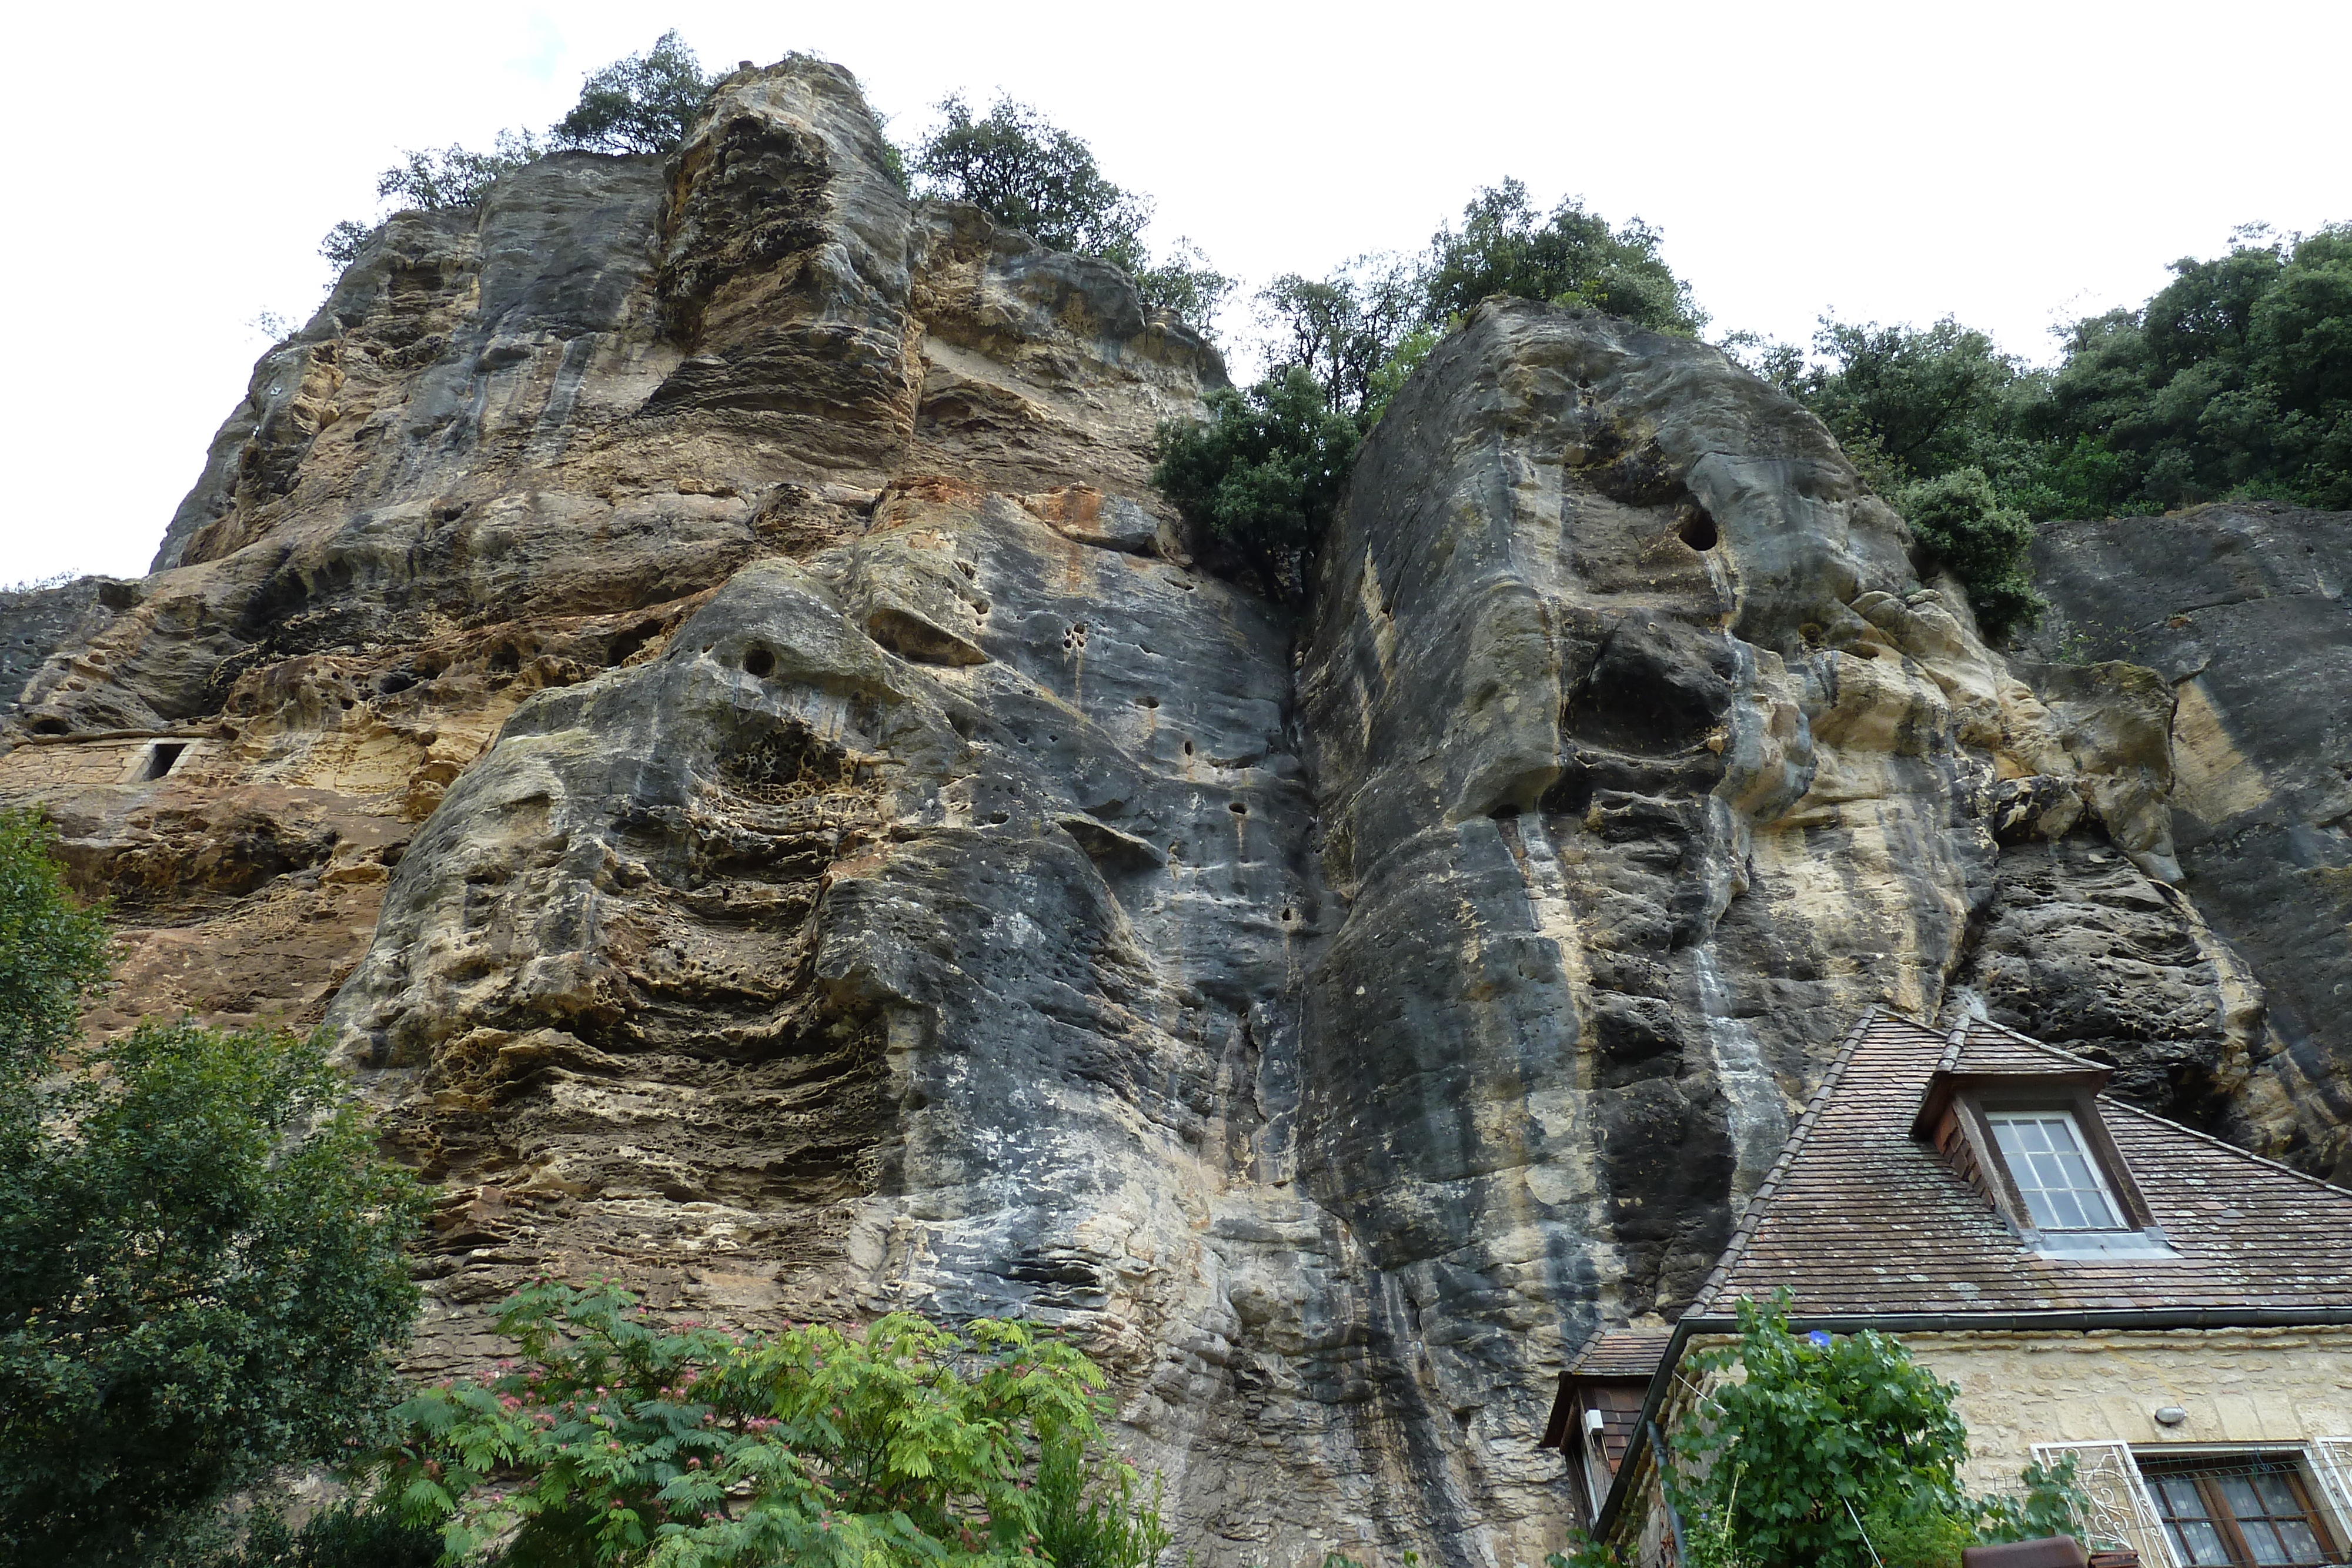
[4,54,2350,1568]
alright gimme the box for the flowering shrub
[370,1282,1165,1568]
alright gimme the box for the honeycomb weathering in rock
[3,54,2351,1568]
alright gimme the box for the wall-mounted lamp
[2154,1406,2188,1427]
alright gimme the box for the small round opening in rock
[1677,509,1719,551]
[743,647,776,678]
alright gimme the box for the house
[1546,1008,2352,1568]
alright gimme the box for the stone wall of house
[1902,1328,2352,1494]
[1619,1329,2352,1568]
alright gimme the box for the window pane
[2157,1477,2213,1519]
[2274,1519,2324,1563]
[2164,1519,2234,1567]
[1987,1111,2123,1230]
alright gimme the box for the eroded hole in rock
[1062,623,1090,653]
[1677,507,1719,551]
[1229,801,1249,817]
[1137,694,1158,708]
[29,717,68,735]
[376,669,417,696]
[144,742,187,781]
[487,645,522,676]
[743,647,777,678]
[607,619,665,667]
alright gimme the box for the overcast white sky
[3,0,2344,584]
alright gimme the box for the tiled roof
[1567,1329,1673,1380]
[1687,1009,2352,1318]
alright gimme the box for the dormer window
[1986,1111,2126,1231]
[1909,1042,2180,1259]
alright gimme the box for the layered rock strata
[4,52,2350,1568]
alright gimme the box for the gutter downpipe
[1587,1305,2352,1546]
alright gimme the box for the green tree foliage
[916,93,1150,269]
[551,30,716,156]
[1423,178,1706,335]
[0,809,426,1565]
[1665,1296,2093,1568]
[322,32,716,272]
[166,1499,441,1568]
[0,808,109,1086]
[1152,368,1364,602]
[1724,317,2050,634]
[1132,238,1238,336]
[369,1281,1167,1568]
[2039,223,2352,512]
[0,1019,428,1564]
[1257,255,1423,417]
[912,94,1232,330]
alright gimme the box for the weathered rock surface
[2019,503,2352,1175]
[5,52,2352,1568]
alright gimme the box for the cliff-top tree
[913,93,1234,330]
[1424,178,1706,336]
[551,29,717,155]
[322,31,716,268]
[0,808,428,1566]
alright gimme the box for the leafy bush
[1896,467,2043,638]
[368,1282,1167,1568]
[1668,1296,2090,1568]
[551,30,716,156]
[1152,367,1364,601]
[1423,178,1705,335]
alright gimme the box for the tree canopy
[0,809,427,1566]
[550,30,717,156]
[911,94,1234,331]
[1422,178,1707,336]
[1255,255,1423,418]
[322,32,716,268]
[1151,367,1363,603]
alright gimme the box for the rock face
[6,53,2352,1568]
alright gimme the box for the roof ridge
[1938,1015,1969,1072]
[1686,1005,1890,1317]
[2100,1094,2352,1202]
[1960,1016,2109,1072]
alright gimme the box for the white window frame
[1987,1109,2129,1232]
[2037,1439,2352,1568]
[2034,1440,2179,1568]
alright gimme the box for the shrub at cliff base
[0,808,430,1567]
[1555,1294,2089,1568]
[368,1281,1170,1568]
